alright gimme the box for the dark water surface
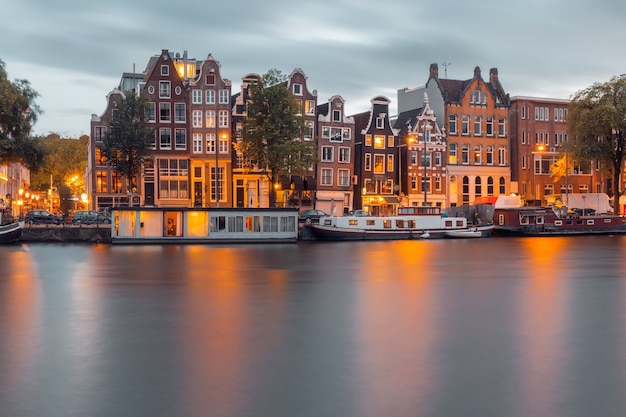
[1,237,626,417]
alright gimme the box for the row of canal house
[88,49,610,216]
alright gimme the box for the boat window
[555,220,562,226]
[498,214,504,225]
[587,220,595,225]
[408,220,416,228]
[520,215,529,225]
[263,216,279,232]
[456,220,465,227]
[383,220,392,229]
[280,216,296,232]
[210,216,226,232]
[604,219,612,224]
[395,220,404,228]
[348,219,358,226]
[445,220,453,227]
[366,220,375,226]
[536,216,544,225]
[228,216,245,232]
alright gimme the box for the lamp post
[18,188,23,220]
[398,132,415,206]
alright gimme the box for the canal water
[1,237,626,417]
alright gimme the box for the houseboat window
[498,214,504,225]
[349,219,358,226]
[395,220,404,228]
[520,216,529,225]
[456,220,464,227]
[280,216,296,232]
[366,220,375,226]
[445,220,453,227]
[555,220,563,226]
[604,219,612,224]
[246,216,261,232]
[587,220,595,225]
[263,216,279,232]
[408,220,416,228]
[536,216,544,225]
[383,220,392,229]
[210,216,226,232]
[228,216,245,232]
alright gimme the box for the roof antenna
[442,62,451,78]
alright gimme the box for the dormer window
[161,65,169,76]
[332,110,341,122]
[206,74,215,85]
[293,84,302,95]
[376,115,385,129]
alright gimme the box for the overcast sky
[3,0,626,137]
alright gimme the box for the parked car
[25,210,63,225]
[347,209,370,217]
[71,210,112,224]
[298,209,327,224]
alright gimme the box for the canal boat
[493,205,626,236]
[0,220,24,243]
[310,206,493,241]
[110,206,299,244]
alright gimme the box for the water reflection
[1,238,626,417]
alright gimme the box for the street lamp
[215,133,228,208]
[398,131,416,206]
[18,188,23,220]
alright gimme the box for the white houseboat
[310,206,493,241]
[111,207,299,244]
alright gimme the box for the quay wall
[20,226,112,243]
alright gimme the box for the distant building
[352,96,399,216]
[315,95,355,215]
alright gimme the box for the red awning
[473,196,499,205]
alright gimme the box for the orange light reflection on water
[353,241,441,417]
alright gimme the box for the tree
[568,76,626,213]
[0,59,44,168]
[239,69,315,207]
[102,92,154,196]
[30,134,88,193]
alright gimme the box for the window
[461,115,470,135]
[374,135,385,149]
[338,169,350,186]
[304,121,314,140]
[94,126,106,141]
[192,110,202,127]
[147,103,156,122]
[219,110,228,128]
[474,145,482,164]
[486,146,494,165]
[192,90,202,104]
[321,146,333,162]
[449,144,457,164]
[421,151,431,168]
[332,109,341,121]
[159,81,170,98]
[339,147,350,163]
[219,135,228,154]
[365,135,372,146]
[499,177,506,194]
[364,154,372,171]
[206,74,215,85]
[435,152,441,166]
[449,115,458,135]
[160,128,172,149]
[95,148,106,165]
[293,84,302,95]
[293,99,302,115]
[205,111,215,128]
[374,154,385,174]
[321,168,332,185]
[376,115,384,129]
[461,144,470,164]
[387,154,394,172]
[342,128,351,140]
[305,100,315,115]
[522,155,527,169]
[111,172,122,193]
[498,147,506,165]
[411,151,417,165]
[486,117,494,136]
[473,116,482,136]
[205,90,215,104]
[521,105,527,120]
[159,160,189,199]
[193,133,202,153]
[175,129,186,150]
[96,171,107,193]
[435,177,441,191]
[487,177,494,194]
[159,103,171,122]
[498,118,506,137]
[206,134,216,153]
[174,103,186,122]
[475,176,482,196]
[521,131,527,145]
[219,90,229,104]
[330,128,343,142]
[161,65,169,76]
[387,135,394,148]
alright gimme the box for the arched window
[462,176,470,204]
[487,177,494,195]
[499,177,506,194]
[475,177,482,197]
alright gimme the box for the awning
[384,196,399,204]
[473,196,498,205]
